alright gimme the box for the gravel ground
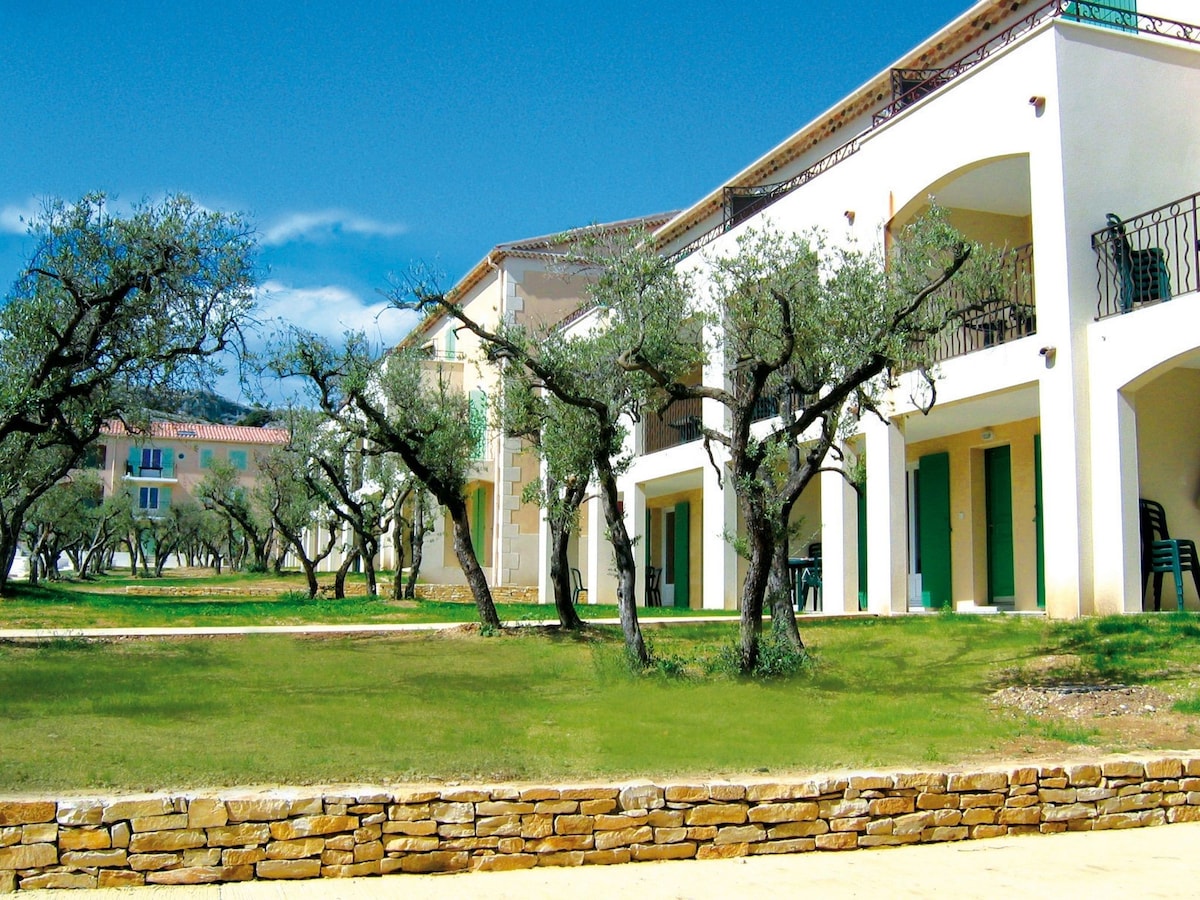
[991,684,1173,719]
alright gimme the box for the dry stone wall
[3,754,1200,891]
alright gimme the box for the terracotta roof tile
[103,420,289,445]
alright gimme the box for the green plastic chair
[1139,499,1200,611]
[1105,214,1171,312]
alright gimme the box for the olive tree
[0,194,256,592]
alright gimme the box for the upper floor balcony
[1092,190,1200,320]
[929,243,1037,364]
[124,448,177,481]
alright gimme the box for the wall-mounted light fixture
[844,210,856,225]
[1039,345,1056,367]
[981,429,994,442]
[1029,95,1046,114]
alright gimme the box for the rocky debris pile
[992,684,1172,720]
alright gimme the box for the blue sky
[0,0,970,401]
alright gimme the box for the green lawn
[5,613,1198,793]
[0,575,733,630]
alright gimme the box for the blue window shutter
[200,448,213,468]
[159,487,171,510]
[229,450,248,470]
[128,446,141,471]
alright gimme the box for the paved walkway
[22,821,1200,897]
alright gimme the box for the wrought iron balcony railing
[642,396,703,456]
[1091,191,1200,320]
[929,243,1036,363]
[670,1,1200,265]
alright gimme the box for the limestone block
[20,822,56,844]
[102,798,173,823]
[131,813,188,833]
[745,783,807,802]
[595,813,647,830]
[830,817,870,833]
[653,827,688,844]
[1038,789,1077,804]
[1066,764,1103,787]
[383,835,439,853]
[322,861,380,878]
[110,822,131,848]
[518,788,560,801]
[961,809,996,826]
[440,788,488,803]
[265,838,325,859]
[186,799,228,829]
[850,775,895,791]
[947,773,1007,793]
[1006,795,1038,809]
[98,870,144,888]
[477,801,535,816]
[865,818,894,835]
[814,832,857,851]
[128,829,206,853]
[348,803,384,815]
[497,837,524,853]
[1076,787,1115,802]
[269,815,358,840]
[631,841,697,861]
[533,800,578,815]
[474,853,539,872]
[916,793,958,810]
[354,841,383,862]
[1040,822,1068,834]
[1146,758,1183,779]
[714,824,765,845]
[146,866,229,885]
[206,822,271,847]
[895,773,948,790]
[1008,767,1039,786]
[1101,761,1145,779]
[960,793,1005,809]
[223,847,266,865]
[0,827,18,848]
[1040,777,1069,789]
[930,810,962,827]
[1043,804,1096,822]
[354,824,382,842]
[0,871,12,894]
[707,784,747,802]
[56,801,103,826]
[325,835,354,850]
[748,802,819,823]
[561,787,619,801]
[685,804,747,826]
[583,848,631,865]
[0,802,55,827]
[61,849,127,868]
[697,843,751,859]
[593,826,651,851]
[520,815,553,838]
[768,821,829,839]
[0,843,56,869]
[753,837,821,853]
[647,810,683,827]
[686,826,718,840]
[387,803,431,821]
[437,823,474,838]
[382,820,437,836]
[664,784,708,803]
[581,800,618,815]
[18,872,96,890]
[892,812,933,835]
[619,783,665,811]
[868,797,914,816]
[537,851,586,867]
[128,852,182,871]
[554,815,594,835]
[257,858,321,879]
[321,849,354,866]
[1168,806,1200,823]
[398,851,469,873]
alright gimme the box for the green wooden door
[856,484,868,610]
[1034,435,1045,608]
[471,487,486,562]
[985,446,1015,602]
[917,452,952,609]
[673,501,690,608]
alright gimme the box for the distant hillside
[145,389,275,427]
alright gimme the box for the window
[228,450,248,470]
[141,448,163,472]
[82,445,107,470]
[138,487,159,511]
[199,448,213,468]
[445,328,457,359]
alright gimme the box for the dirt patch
[992,684,1171,720]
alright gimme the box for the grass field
[4,612,1200,793]
[0,574,732,630]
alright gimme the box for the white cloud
[262,210,408,246]
[0,200,41,234]
[255,279,419,346]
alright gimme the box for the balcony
[1092,191,1200,320]
[642,396,703,456]
[929,243,1036,364]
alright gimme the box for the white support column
[821,459,859,614]
[536,460,552,606]
[1039,371,1089,619]
[1090,388,1141,614]
[585,495,608,606]
[621,476,647,606]
[865,416,907,615]
[702,454,738,610]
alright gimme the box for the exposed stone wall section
[123,584,539,603]
[3,754,1199,891]
[407,585,538,605]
